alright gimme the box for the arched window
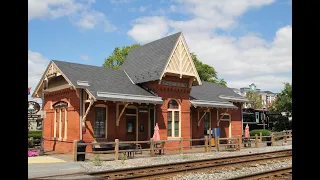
[53,101,68,141]
[167,99,180,137]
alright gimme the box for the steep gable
[161,33,201,85]
[121,32,181,84]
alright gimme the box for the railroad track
[225,166,292,180]
[89,149,292,180]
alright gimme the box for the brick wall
[43,88,80,153]
[144,76,192,149]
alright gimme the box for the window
[167,100,180,137]
[94,107,106,138]
[255,112,260,123]
[220,114,230,121]
[203,113,210,135]
[53,101,68,140]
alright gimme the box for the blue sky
[28,0,292,101]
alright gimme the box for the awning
[190,100,238,109]
[219,95,251,102]
[96,91,163,104]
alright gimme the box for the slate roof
[121,32,181,84]
[190,81,243,103]
[52,60,163,104]
[41,32,250,107]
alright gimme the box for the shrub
[249,129,271,137]
[28,131,42,139]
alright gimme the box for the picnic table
[119,143,136,157]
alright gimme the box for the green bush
[28,131,42,139]
[249,129,271,137]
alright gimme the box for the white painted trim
[32,61,75,98]
[94,104,108,139]
[54,109,57,138]
[97,91,163,103]
[77,81,90,86]
[190,100,237,108]
[59,108,62,140]
[219,95,250,102]
[64,107,68,140]
[167,99,181,138]
[124,70,135,84]
[159,33,181,82]
[159,33,202,85]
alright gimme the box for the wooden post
[255,134,258,148]
[238,136,241,151]
[208,128,212,152]
[150,138,155,157]
[73,140,78,162]
[284,134,287,143]
[115,139,119,161]
[271,134,274,146]
[204,136,208,152]
[179,138,183,154]
[216,137,220,152]
[259,132,262,142]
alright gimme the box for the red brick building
[32,32,249,153]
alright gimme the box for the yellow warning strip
[28,158,66,164]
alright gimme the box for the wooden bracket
[217,109,229,127]
[198,108,211,126]
[82,98,94,125]
[116,103,129,126]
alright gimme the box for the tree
[268,83,292,131]
[245,90,262,109]
[190,53,227,86]
[103,45,227,86]
[272,83,292,115]
[102,44,140,69]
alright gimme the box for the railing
[72,131,292,161]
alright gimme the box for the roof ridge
[52,60,123,72]
[129,31,182,53]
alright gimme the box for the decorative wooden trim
[198,108,211,126]
[116,103,129,126]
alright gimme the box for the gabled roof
[190,81,250,108]
[52,60,163,104]
[121,32,182,84]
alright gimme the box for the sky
[28,0,292,102]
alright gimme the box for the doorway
[125,106,138,141]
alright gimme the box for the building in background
[231,83,277,109]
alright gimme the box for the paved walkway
[28,156,87,179]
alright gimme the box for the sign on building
[28,101,40,114]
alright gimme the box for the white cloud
[127,0,291,92]
[139,6,147,12]
[28,50,50,96]
[28,0,116,32]
[79,55,90,61]
[127,16,169,44]
[109,0,129,4]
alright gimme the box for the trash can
[77,140,87,161]
[210,138,215,146]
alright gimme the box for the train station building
[32,32,250,153]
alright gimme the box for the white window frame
[167,99,181,138]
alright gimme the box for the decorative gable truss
[32,61,74,98]
[161,33,202,86]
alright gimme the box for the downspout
[79,89,83,140]
[241,103,243,136]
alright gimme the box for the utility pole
[39,78,47,156]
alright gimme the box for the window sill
[167,137,182,140]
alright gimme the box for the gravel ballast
[80,145,292,172]
[171,159,292,180]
